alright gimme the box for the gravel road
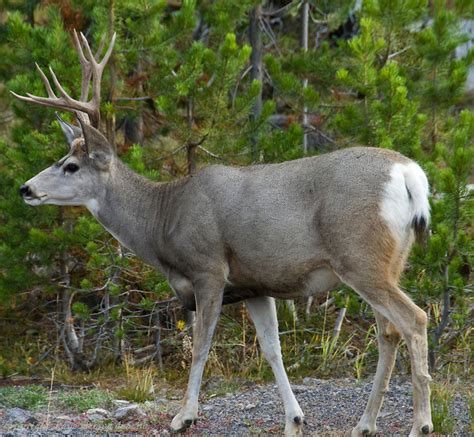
[1,377,471,436]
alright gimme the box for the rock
[148,398,167,405]
[112,399,131,407]
[86,408,109,417]
[202,404,214,411]
[87,413,106,422]
[302,377,325,386]
[55,414,73,421]
[113,404,145,421]
[85,407,109,422]
[291,384,309,393]
[5,408,38,425]
[244,403,256,410]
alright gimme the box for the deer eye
[64,163,79,173]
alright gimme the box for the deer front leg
[170,277,223,432]
[246,296,304,436]
[351,311,401,436]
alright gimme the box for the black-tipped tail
[412,215,429,246]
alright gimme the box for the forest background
[0,0,472,419]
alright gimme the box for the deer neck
[86,159,166,265]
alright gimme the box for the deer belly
[302,267,341,296]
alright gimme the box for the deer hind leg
[346,278,432,437]
[246,296,304,437]
[170,277,224,432]
[351,311,401,436]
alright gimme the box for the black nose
[19,184,31,197]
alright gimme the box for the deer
[13,30,433,437]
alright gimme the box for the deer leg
[351,311,401,436]
[348,280,432,437]
[246,296,304,437]
[170,278,224,432]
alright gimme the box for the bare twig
[387,46,412,60]
[262,1,300,17]
[198,145,225,160]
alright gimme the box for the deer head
[19,117,115,210]
[13,30,116,209]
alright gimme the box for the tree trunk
[249,4,263,161]
[106,0,117,150]
[124,58,145,146]
[186,97,198,175]
[58,208,90,371]
[301,0,309,153]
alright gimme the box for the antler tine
[100,32,116,68]
[48,66,78,105]
[95,34,107,60]
[79,32,116,69]
[77,32,116,128]
[35,63,57,99]
[10,63,60,106]
[72,29,92,102]
[79,32,116,104]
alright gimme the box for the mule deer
[14,31,433,436]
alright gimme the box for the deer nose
[19,184,31,197]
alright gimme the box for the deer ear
[77,118,115,169]
[56,113,82,147]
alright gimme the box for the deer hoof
[292,415,307,426]
[351,426,376,437]
[285,414,304,436]
[170,415,197,433]
[421,424,431,434]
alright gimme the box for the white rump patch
[380,162,430,244]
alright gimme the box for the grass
[115,354,156,403]
[469,394,474,433]
[430,382,456,434]
[0,384,47,410]
[353,324,376,380]
[56,387,114,413]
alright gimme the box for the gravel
[187,377,472,435]
[1,377,471,435]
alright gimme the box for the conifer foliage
[0,0,472,374]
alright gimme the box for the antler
[11,30,116,128]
